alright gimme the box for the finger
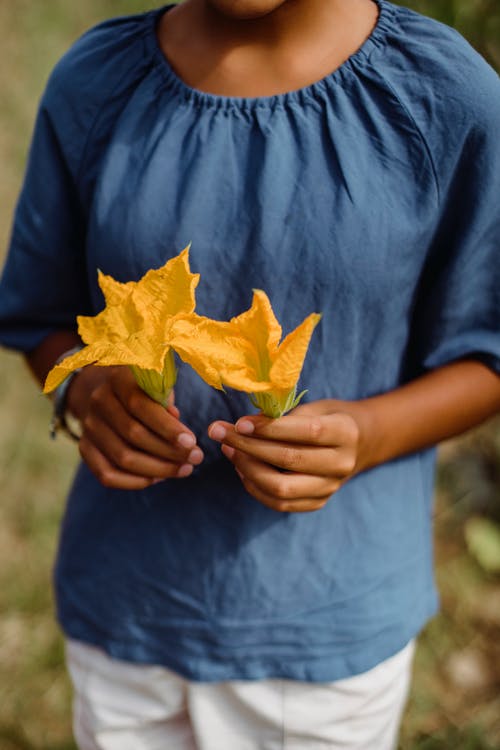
[212,423,353,477]
[95,390,203,465]
[79,436,165,490]
[232,412,359,448]
[236,471,331,514]
[167,404,181,420]
[109,369,197,447]
[83,414,191,480]
[166,391,181,419]
[223,445,340,500]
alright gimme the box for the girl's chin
[204,0,290,20]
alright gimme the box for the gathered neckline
[146,0,394,109]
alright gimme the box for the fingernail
[221,444,235,460]
[177,464,194,479]
[209,424,226,441]
[236,469,244,480]
[152,478,164,485]
[236,419,254,435]
[177,433,196,449]
[188,448,204,465]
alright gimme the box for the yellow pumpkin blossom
[170,290,321,418]
[44,246,199,406]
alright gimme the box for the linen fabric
[66,637,416,750]
[0,1,499,682]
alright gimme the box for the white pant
[66,638,415,750]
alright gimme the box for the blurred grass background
[0,2,499,749]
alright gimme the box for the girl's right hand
[66,365,204,490]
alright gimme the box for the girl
[0,0,499,747]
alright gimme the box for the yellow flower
[44,246,199,406]
[171,290,321,418]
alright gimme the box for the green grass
[0,3,499,749]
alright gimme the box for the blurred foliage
[0,2,499,750]
[465,518,500,574]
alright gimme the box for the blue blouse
[0,1,499,682]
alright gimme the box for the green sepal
[130,349,177,407]
[249,386,308,419]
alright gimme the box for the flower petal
[43,337,170,394]
[45,247,198,395]
[80,247,198,347]
[77,294,145,345]
[270,313,322,389]
[230,290,282,378]
[134,246,200,325]
[170,315,272,392]
[95,336,168,372]
[43,343,114,393]
[98,270,135,307]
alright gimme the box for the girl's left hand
[208,400,366,513]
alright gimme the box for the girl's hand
[67,365,204,490]
[208,400,366,513]
[208,361,500,513]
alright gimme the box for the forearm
[25,330,82,387]
[345,360,500,473]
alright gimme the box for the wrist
[321,398,379,474]
[49,345,85,441]
[51,365,107,442]
[344,399,379,474]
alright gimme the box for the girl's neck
[158,0,379,98]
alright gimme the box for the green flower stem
[130,349,177,407]
[250,386,307,419]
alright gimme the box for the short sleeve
[0,11,153,354]
[0,92,90,352]
[408,85,500,377]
